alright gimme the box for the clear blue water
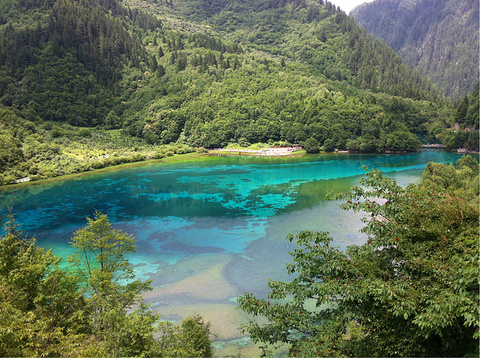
[0,150,462,352]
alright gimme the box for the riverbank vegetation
[435,85,479,152]
[0,107,208,185]
[1,0,477,185]
[239,156,479,357]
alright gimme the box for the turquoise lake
[0,150,462,354]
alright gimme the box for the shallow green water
[0,150,462,352]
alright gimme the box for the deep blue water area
[0,150,462,352]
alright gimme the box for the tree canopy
[0,0,469,186]
[0,212,215,357]
[239,158,479,357]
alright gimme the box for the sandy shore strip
[211,146,303,156]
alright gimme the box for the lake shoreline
[0,153,213,191]
[1,147,463,191]
[1,148,309,190]
[210,146,305,157]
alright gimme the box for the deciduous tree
[239,167,479,357]
[0,212,216,357]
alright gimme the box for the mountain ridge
[0,0,471,185]
[351,0,479,98]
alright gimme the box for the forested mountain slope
[351,0,479,98]
[0,0,159,126]
[0,0,461,185]
[128,0,441,100]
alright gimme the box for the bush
[90,161,106,169]
[196,147,209,153]
[323,138,335,152]
[304,137,320,153]
[178,315,215,358]
[77,128,91,137]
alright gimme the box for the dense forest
[0,0,477,186]
[351,0,479,99]
[439,84,479,151]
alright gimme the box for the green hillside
[127,0,441,100]
[0,2,478,356]
[351,0,479,98]
[0,0,458,185]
